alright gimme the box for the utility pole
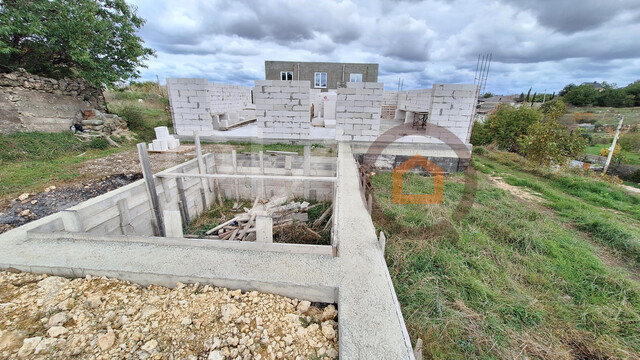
[542,89,547,104]
[602,115,624,175]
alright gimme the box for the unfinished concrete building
[2,64,480,359]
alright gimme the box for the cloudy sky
[126,0,640,95]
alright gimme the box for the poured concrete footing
[0,144,415,359]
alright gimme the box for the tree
[559,84,576,97]
[486,104,542,152]
[596,88,633,107]
[483,92,494,98]
[540,99,566,121]
[517,120,587,165]
[0,0,154,87]
[562,84,599,106]
[526,87,532,102]
[624,81,640,106]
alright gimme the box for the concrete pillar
[256,215,273,243]
[404,111,414,125]
[163,210,184,238]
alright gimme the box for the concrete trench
[0,143,416,359]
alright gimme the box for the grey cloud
[502,0,640,34]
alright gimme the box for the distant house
[581,81,605,91]
[264,61,378,92]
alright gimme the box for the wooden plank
[266,150,298,155]
[220,118,256,130]
[137,143,165,237]
[117,198,132,235]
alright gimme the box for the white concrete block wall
[209,83,252,115]
[336,82,383,142]
[427,84,478,145]
[382,90,398,106]
[399,89,432,112]
[167,78,213,136]
[254,80,311,140]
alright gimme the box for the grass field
[372,149,640,359]
[561,106,640,128]
[0,132,130,201]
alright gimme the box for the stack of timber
[196,197,330,241]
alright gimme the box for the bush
[470,122,493,146]
[540,99,566,121]
[116,106,145,131]
[486,105,542,152]
[517,120,587,165]
[630,169,640,183]
[618,133,640,152]
[89,137,110,150]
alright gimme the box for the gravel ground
[0,271,339,359]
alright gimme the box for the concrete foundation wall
[255,80,311,140]
[33,152,336,237]
[335,82,383,142]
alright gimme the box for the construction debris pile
[189,197,333,245]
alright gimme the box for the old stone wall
[335,82,383,141]
[0,69,105,134]
[255,80,311,140]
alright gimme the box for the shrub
[470,122,493,146]
[618,133,640,152]
[629,169,640,183]
[539,99,566,121]
[486,105,542,152]
[116,106,145,131]
[89,137,110,150]
[573,112,595,123]
[517,120,587,165]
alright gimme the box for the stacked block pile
[427,84,477,144]
[335,82,383,142]
[148,126,180,151]
[254,80,311,140]
[166,78,211,136]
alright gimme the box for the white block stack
[335,82,383,142]
[254,80,311,140]
[148,126,180,151]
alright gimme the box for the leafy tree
[470,121,492,146]
[483,92,494,98]
[486,104,542,152]
[0,0,154,87]
[624,81,640,106]
[517,92,525,102]
[559,84,576,97]
[525,87,532,102]
[530,92,537,106]
[562,85,599,106]
[596,88,633,107]
[518,120,587,165]
[540,99,566,121]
